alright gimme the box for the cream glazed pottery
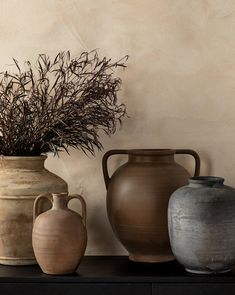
[32,193,87,275]
[0,156,67,265]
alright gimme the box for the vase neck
[189,176,224,188]
[52,193,68,210]
[128,149,175,163]
[0,156,47,170]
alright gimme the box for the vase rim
[129,149,175,155]
[189,176,224,184]
[52,192,68,198]
[0,155,47,160]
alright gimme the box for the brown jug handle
[102,149,128,189]
[33,193,53,222]
[175,149,200,176]
[67,194,87,227]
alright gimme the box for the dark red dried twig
[0,50,128,156]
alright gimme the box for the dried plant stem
[0,50,128,156]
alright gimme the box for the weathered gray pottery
[168,176,235,274]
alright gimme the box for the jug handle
[175,149,200,176]
[102,149,128,189]
[33,193,53,222]
[67,194,87,227]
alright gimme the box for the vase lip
[189,176,224,185]
[52,192,68,198]
[129,149,175,156]
[0,155,47,160]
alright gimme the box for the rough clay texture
[168,179,235,273]
[33,194,87,274]
[0,157,68,265]
[0,1,235,254]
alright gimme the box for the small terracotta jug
[32,193,87,275]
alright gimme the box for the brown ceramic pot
[32,193,87,275]
[102,149,200,263]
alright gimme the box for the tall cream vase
[0,155,68,265]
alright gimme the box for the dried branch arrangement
[0,51,128,156]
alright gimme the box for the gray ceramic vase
[168,176,235,274]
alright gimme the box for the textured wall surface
[0,0,235,254]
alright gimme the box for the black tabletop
[0,256,235,283]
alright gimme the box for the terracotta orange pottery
[32,193,87,275]
[102,149,200,263]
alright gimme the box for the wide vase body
[102,149,200,263]
[168,176,235,274]
[0,156,68,266]
[32,193,87,275]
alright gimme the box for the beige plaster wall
[0,0,235,254]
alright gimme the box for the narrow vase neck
[52,193,68,210]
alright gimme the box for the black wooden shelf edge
[0,256,235,283]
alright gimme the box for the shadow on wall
[173,150,212,178]
[88,203,126,255]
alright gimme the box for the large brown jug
[102,149,200,263]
